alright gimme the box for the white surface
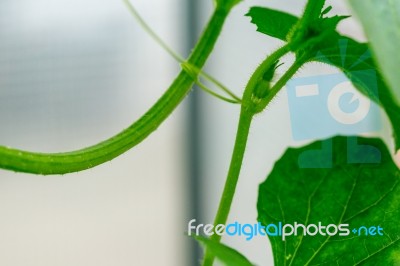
[0,0,187,265]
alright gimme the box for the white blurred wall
[0,0,188,265]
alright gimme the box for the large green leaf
[247,6,400,150]
[195,236,254,266]
[349,0,400,101]
[258,136,400,265]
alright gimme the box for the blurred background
[0,0,390,265]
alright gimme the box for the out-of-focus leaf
[349,0,400,100]
[258,136,400,265]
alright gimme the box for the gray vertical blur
[185,0,206,264]
[0,0,188,265]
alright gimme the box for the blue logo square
[286,71,381,141]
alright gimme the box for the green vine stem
[202,53,305,266]
[201,107,253,266]
[0,7,233,175]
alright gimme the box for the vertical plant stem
[202,108,254,266]
[201,56,305,266]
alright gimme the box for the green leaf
[349,0,400,101]
[312,35,400,150]
[258,136,400,265]
[246,7,298,41]
[246,4,348,47]
[195,236,254,266]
